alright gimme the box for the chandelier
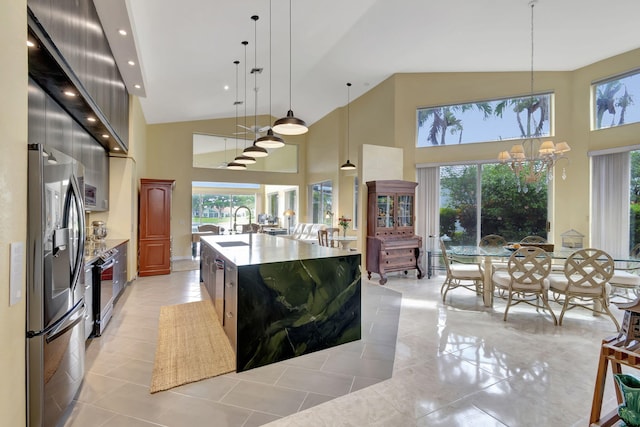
[497,0,570,193]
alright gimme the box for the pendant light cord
[347,82,351,157]
[288,0,292,109]
[243,41,248,141]
[530,1,535,98]
[234,60,240,156]
[254,15,259,132]
[269,0,273,118]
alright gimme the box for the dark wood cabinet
[366,180,424,285]
[138,179,174,276]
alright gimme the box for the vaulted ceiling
[96,0,640,128]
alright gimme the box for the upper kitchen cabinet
[27,0,129,152]
[73,121,109,211]
[28,78,110,211]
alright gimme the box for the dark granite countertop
[84,238,129,265]
[201,233,355,267]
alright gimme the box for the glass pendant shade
[273,110,308,135]
[243,143,269,158]
[255,129,285,148]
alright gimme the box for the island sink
[215,241,249,247]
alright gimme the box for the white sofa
[287,223,326,244]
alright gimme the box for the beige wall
[0,1,27,425]
[146,115,306,258]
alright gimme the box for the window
[310,181,332,224]
[417,93,552,147]
[192,182,258,233]
[192,133,298,172]
[440,163,548,244]
[267,193,278,219]
[593,70,640,130]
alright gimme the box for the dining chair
[492,246,557,324]
[439,239,484,303]
[609,243,640,301]
[317,229,330,247]
[479,234,508,248]
[198,224,222,234]
[480,234,509,271]
[547,248,620,330]
[327,227,340,247]
[520,235,547,244]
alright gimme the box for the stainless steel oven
[92,248,118,336]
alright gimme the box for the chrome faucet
[233,205,252,234]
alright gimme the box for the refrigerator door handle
[27,299,85,340]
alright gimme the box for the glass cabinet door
[376,195,394,228]
[396,194,414,228]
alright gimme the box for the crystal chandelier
[497,0,570,192]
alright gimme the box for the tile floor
[62,265,627,427]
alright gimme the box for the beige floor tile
[60,265,624,427]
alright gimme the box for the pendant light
[227,60,247,170]
[234,41,257,165]
[272,0,308,135]
[256,0,285,149]
[244,15,269,158]
[340,82,356,171]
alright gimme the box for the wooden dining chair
[492,246,557,324]
[439,239,484,303]
[198,224,222,234]
[326,227,340,247]
[547,248,619,331]
[520,235,547,244]
[318,229,330,247]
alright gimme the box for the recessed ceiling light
[127,60,135,66]
[224,85,229,91]
[113,147,121,151]
[102,134,109,138]
[26,40,35,47]
[64,90,76,97]
[134,84,141,89]
[118,29,127,36]
[87,117,96,122]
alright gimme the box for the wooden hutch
[138,178,174,276]
[366,180,424,285]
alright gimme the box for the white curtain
[591,152,629,258]
[416,167,440,255]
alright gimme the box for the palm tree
[418,103,492,145]
[596,81,622,129]
[617,87,634,126]
[494,94,548,138]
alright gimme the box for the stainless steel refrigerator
[27,143,86,427]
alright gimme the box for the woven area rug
[150,300,235,393]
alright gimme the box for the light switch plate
[10,242,24,306]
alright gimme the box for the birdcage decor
[561,229,584,249]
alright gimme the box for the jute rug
[150,300,235,393]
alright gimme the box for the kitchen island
[200,233,361,372]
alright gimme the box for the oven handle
[99,258,115,271]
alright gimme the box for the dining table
[448,245,639,308]
[330,236,358,250]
